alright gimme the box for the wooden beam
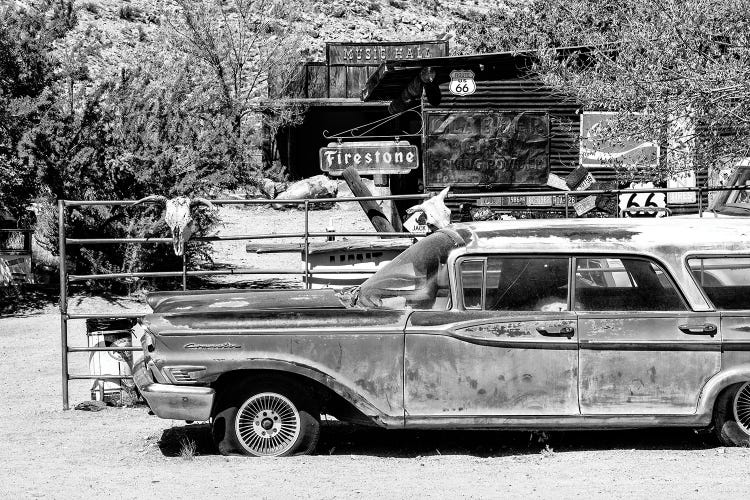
[342,167,396,235]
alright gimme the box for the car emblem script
[184,342,241,349]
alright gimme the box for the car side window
[459,256,570,311]
[459,259,484,310]
[688,257,750,310]
[575,257,686,311]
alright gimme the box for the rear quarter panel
[719,313,750,369]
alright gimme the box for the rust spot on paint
[355,378,378,394]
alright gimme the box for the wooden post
[373,174,392,231]
[342,167,395,234]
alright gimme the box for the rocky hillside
[39,0,499,86]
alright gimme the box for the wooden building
[266,41,448,180]
[361,50,707,218]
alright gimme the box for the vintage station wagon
[134,219,750,456]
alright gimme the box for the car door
[575,256,721,415]
[404,255,580,420]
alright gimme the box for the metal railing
[57,184,741,409]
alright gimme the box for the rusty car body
[134,218,750,456]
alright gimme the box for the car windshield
[715,167,750,214]
[358,231,464,310]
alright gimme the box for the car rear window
[459,256,570,311]
[688,257,750,310]
[574,257,686,311]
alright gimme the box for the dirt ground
[2,206,750,499]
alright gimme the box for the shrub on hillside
[118,5,143,22]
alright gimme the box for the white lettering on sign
[667,170,697,204]
[320,141,420,175]
[576,173,596,191]
[449,70,476,96]
[329,42,448,66]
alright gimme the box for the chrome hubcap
[733,382,750,435]
[235,392,300,456]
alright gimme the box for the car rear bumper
[133,359,215,421]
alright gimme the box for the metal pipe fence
[57,184,744,409]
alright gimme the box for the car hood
[146,288,347,314]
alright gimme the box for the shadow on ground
[0,286,58,317]
[158,421,716,458]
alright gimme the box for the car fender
[215,357,400,427]
[697,365,750,416]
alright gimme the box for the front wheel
[212,379,320,456]
[713,382,750,447]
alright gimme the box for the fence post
[304,200,310,290]
[182,253,187,291]
[58,200,69,410]
[698,187,703,217]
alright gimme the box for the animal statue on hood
[130,195,216,256]
[406,186,451,231]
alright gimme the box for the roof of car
[449,218,750,255]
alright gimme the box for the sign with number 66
[449,70,476,96]
[618,182,667,217]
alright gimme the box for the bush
[118,5,142,21]
[81,2,100,15]
[2,0,303,292]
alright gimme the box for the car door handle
[678,323,718,336]
[536,326,575,338]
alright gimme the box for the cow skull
[406,186,451,230]
[130,195,216,256]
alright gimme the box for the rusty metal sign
[319,141,419,175]
[424,111,550,188]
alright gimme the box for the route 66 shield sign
[617,182,667,217]
[449,70,476,96]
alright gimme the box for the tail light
[164,366,207,385]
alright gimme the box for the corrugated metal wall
[423,79,706,216]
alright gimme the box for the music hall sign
[319,141,420,175]
[327,41,449,66]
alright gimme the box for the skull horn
[406,203,425,214]
[190,197,217,211]
[434,186,450,202]
[130,195,168,208]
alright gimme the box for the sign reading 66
[618,182,667,217]
[449,70,476,96]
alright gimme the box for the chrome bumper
[133,359,215,421]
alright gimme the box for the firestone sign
[319,141,420,175]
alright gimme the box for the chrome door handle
[678,323,717,336]
[536,326,575,338]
